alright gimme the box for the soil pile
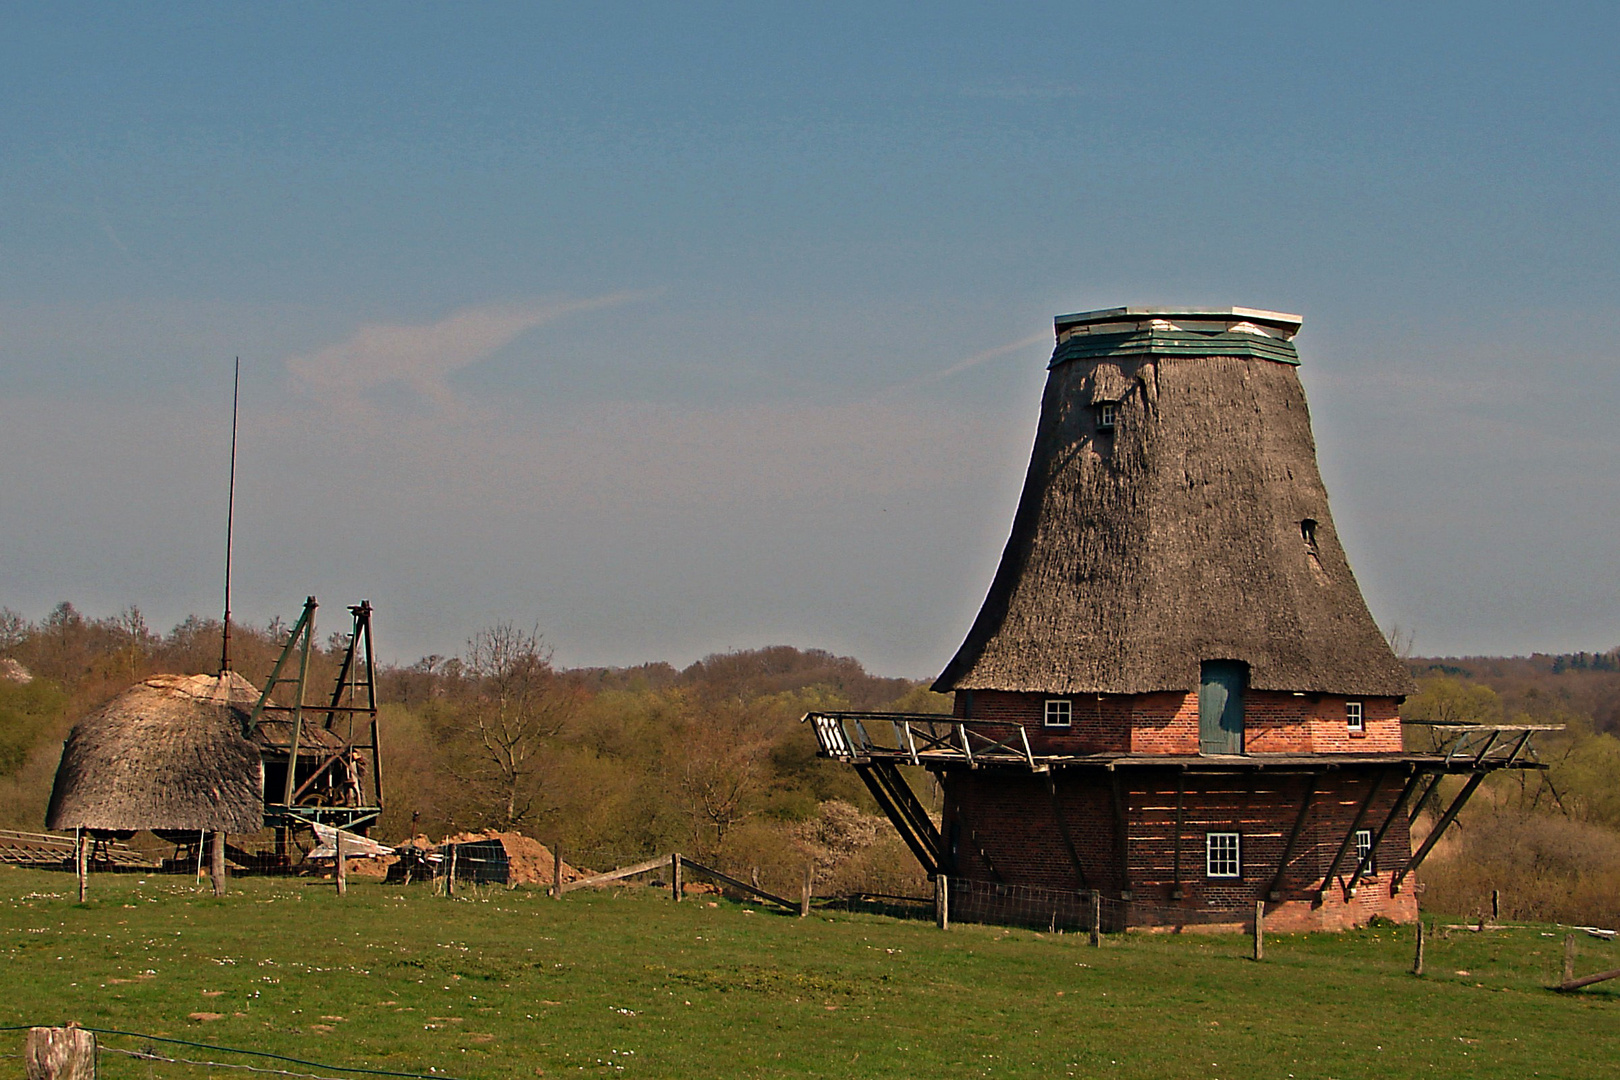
[403,831,591,887]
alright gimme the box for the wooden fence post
[335,831,348,896]
[26,1025,96,1080]
[1491,889,1500,923]
[1252,900,1265,961]
[1090,890,1101,947]
[75,828,88,903]
[1412,919,1425,976]
[552,844,563,898]
[1564,933,1577,985]
[211,831,227,897]
[672,853,683,902]
[446,844,457,898]
[935,875,949,930]
[800,865,814,918]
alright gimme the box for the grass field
[1,865,1614,1079]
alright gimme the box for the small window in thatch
[1043,699,1072,728]
[1346,700,1364,732]
[1096,402,1117,431]
[1206,832,1241,878]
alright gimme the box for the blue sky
[2,3,1617,672]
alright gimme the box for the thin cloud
[285,293,640,410]
[865,332,1049,402]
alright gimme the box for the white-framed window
[1354,828,1377,874]
[1206,832,1241,878]
[1346,700,1364,733]
[1044,698,1072,728]
[1096,402,1117,430]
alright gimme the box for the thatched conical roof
[46,672,265,833]
[935,307,1412,698]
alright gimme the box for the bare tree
[671,698,771,851]
[447,623,577,829]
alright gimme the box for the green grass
[1,865,1614,1079]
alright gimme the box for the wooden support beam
[1317,769,1388,901]
[1407,772,1444,824]
[1171,772,1186,899]
[1266,772,1319,901]
[855,762,942,874]
[1346,765,1425,895]
[1045,770,1090,890]
[1110,771,1132,900]
[1393,771,1486,890]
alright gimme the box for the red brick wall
[938,764,1418,929]
[956,689,1402,755]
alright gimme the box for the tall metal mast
[220,358,240,675]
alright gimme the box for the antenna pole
[220,358,240,675]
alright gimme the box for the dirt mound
[406,831,591,887]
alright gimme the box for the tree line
[4,601,1619,921]
[0,603,942,898]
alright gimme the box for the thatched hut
[47,672,264,834]
[808,307,1544,932]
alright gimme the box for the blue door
[1199,661,1246,755]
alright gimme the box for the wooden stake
[799,864,814,918]
[1252,900,1265,961]
[335,830,347,896]
[25,1025,96,1080]
[1090,889,1101,947]
[1491,888,1500,923]
[75,828,88,903]
[553,843,563,898]
[1412,919,1425,976]
[1564,933,1577,985]
[211,831,227,897]
[446,843,457,898]
[672,852,683,902]
[935,875,949,930]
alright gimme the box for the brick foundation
[938,762,1417,929]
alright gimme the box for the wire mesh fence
[8,827,1271,934]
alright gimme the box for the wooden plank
[1559,966,1620,991]
[560,854,670,893]
[680,858,798,910]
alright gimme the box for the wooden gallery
[809,307,1543,931]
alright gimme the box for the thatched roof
[46,672,265,833]
[935,308,1413,699]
